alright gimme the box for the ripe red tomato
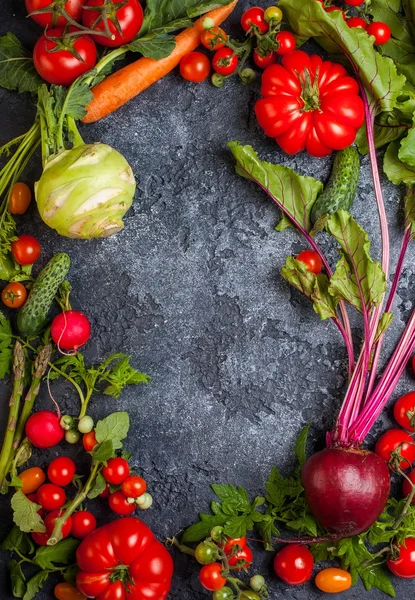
[201,27,227,51]
[255,50,365,157]
[83,431,98,452]
[18,467,46,494]
[76,518,173,599]
[325,7,347,20]
[102,458,130,485]
[253,50,277,69]
[402,469,415,503]
[9,182,31,215]
[2,283,27,309]
[274,544,314,585]
[275,31,296,56]
[344,0,365,5]
[199,563,227,591]
[44,509,72,539]
[121,475,147,498]
[108,491,136,515]
[212,48,238,76]
[347,17,368,30]
[32,531,50,546]
[394,392,415,431]
[387,538,415,578]
[228,545,253,569]
[25,0,83,28]
[367,22,391,45]
[33,28,97,87]
[180,52,211,83]
[82,0,144,47]
[72,511,97,539]
[297,250,323,274]
[48,457,76,486]
[241,7,269,34]
[315,568,352,593]
[375,429,415,469]
[37,483,66,511]
[221,536,247,554]
[11,234,41,265]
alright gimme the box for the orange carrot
[83,1,238,123]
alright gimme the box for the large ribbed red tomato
[76,517,173,599]
[255,50,365,157]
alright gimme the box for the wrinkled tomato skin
[387,538,415,578]
[76,572,111,597]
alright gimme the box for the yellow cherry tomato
[18,467,46,494]
[315,568,352,593]
[264,6,283,24]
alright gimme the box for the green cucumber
[17,253,71,337]
[311,147,360,224]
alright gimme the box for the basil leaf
[294,424,311,468]
[0,33,43,94]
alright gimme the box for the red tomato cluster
[101,457,151,516]
[26,0,144,86]
[316,0,391,44]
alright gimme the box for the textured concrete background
[0,1,414,598]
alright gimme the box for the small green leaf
[182,515,228,543]
[87,472,107,499]
[11,491,45,533]
[294,424,311,467]
[128,34,176,60]
[95,412,130,449]
[22,570,49,600]
[34,538,79,570]
[375,313,394,343]
[223,515,252,539]
[9,560,26,598]
[92,440,116,462]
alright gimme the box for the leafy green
[0,311,13,379]
[95,412,130,449]
[87,472,107,499]
[0,33,43,94]
[92,439,116,462]
[1,526,35,555]
[11,491,45,534]
[34,538,79,570]
[405,185,415,238]
[9,559,26,598]
[22,570,49,600]
[384,140,415,184]
[399,115,415,167]
[140,0,233,35]
[229,142,323,233]
[355,120,409,155]
[375,312,394,343]
[294,424,310,467]
[128,34,176,60]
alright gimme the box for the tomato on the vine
[108,490,136,515]
[82,0,144,47]
[37,483,66,511]
[264,6,283,24]
[347,17,368,30]
[367,22,391,45]
[11,235,41,265]
[274,544,314,585]
[212,48,238,76]
[48,456,76,486]
[201,27,227,51]
[221,536,247,554]
[54,582,86,600]
[25,0,83,28]
[9,182,31,215]
[102,457,130,485]
[45,509,72,538]
[199,563,227,591]
[180,52,211,83]
[387,538,415,578]
[241,7,269,34]
[253,49,277,69]
[121,475,147,498]
[83,431,98,452]
[240,592,260,600]
[297,250,323,274]
[375,429,415,469]
[18,467,46,494]
[228,545,253,569]
[195,541,218,564]
[275,31,296,55]
[2,283,27,309]
[212,587,233,600]
[71,511,97,539]
[315,568,352,592]
[394,392,415,431]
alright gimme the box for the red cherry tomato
[274,544,314,585]
[275,31,297,55]
[212,48,238,76]
[27,493,46,518]
[44,509,72,539]
[11,235,41,265]
[102,458,130,485]
[344,0,365,5]
[253,49,277,69]
[72,511,97,539]
[347,17,368,30]
[297,250,323,274]
[375,429,415,469]
[180,52,211,83]
[325,7,347,20]
[199,563,227,591]
[83,431,98,452]
[201,27,227,51]
[48,457,76,486]
[402,469,415,504]
[25,0,83,28]
[394,392,415,432]
[228,545,253,569]
[2,283,28,309]
[18,467,46,494]
[121,475,147,498]
[387,538,415,578]
[32,531,50,546]
[241,7,269,34]
[82,0,144,47]
[37,483,66,511]
[367,22,391,45]
[108,491,136,515]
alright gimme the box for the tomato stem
[167,537,196,557]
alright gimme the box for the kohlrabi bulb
[35,143,136,239]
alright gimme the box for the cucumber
[17,253,71,337]
[311,147,360,224]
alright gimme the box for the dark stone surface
[0,1,414,599]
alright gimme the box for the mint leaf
[384,141,415,184]
[87,472,107,499]
[95,412,130,449]
[0,33,43,94]
[34,538,79,570]
[294,424,310,467]
[9,560,26,598]
[11,491,45,533]
[22,570,49,600]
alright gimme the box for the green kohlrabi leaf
[139,0,233,35]
[0,33,43,94]
[228,142,323,233]
[326,211,386,313]
[384,140,415,184]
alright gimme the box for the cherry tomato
[375,429,415,469]
[102,457,130,485]
[402,469,415,504]
[253,49,277,69]
[108,491,136,515]
[275,31,296,55]
[212,588,233,600]
[72,511,97,539]
[48,457,76,486]
[2,283,28,309]
[99,483,110,498]
[241,7,269,34]
[212,48,238,76]
[367,22,391,45]
[11,234,41,265]
[394,392,415,432]
[325,7,347,20]
[121,475,147,498]
[199,563,227,591]
[221,536,247,554]
[297,250,323,274]
[33,28,97,87]
[228,545,253,569]
[9,182,32,215]
[25,0,83,28]
[201,27,227,51]
[347,17,368,30]
[240,593,260,600]
[195,541,218,564]
[18,467,46,495]
[264,6,283,24]
[37,483,66,511]
[32,531,50,546]
[180,52,211,83]
[274,544,314,585]
[83,431,98,452]
[45,509,72,539]
[315,568,352,592]
[387,538,415,578]
[54,582,87,600]
[344,0,365,5]
[82,0,144,47]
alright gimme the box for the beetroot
[301,447,390,535]
[51,310,91,351]
[26,410,64,449]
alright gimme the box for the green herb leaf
[8,560,26,598]
[140,0,232,35]
[1,526,35,555]
[22,570,49,600]
[229,142,323,233]
[294,424,310,467]
[34,538,79,570]
[63,564,79,585]
[128,33,176,60]
[92,439,116,462]
[87,472,107,499]
[0,33,43,94]
[11,490,45,533]
[95,412,130,449]
[399,118,415,168]
[405,185,415,239]
[384,140,415,184]
[100,356,150,398]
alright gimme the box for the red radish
[301,448,390,535]
[25,410,64,448]
[51,310,91,351]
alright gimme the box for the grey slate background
[0,1,414,598]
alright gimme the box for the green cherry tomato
[213,587,234,600]
[241,592,260,600]
[250,575,265,591]
[264,6,283,24]
[195,541,219,564]
[65,429,80,444]
[78,415,94,433]
[211,526,224,542]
